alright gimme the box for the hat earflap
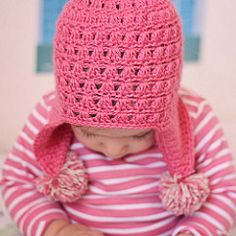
[157,98,210,215]
[34,123,88,202]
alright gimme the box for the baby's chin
[95,150,130,160]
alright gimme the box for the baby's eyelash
[80,129,150,140]
[132,133,149,140]
[81,130,97,138]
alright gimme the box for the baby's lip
[104,152,129,160]
[94,150,131,160]
[106,154,125,160]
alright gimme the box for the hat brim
[34,95,194,178]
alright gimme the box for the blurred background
[0,0,236,235]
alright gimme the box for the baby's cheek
[84,139,106,153]
[72,133,95,150]
[82,139,98,149]
[131,139,154,153]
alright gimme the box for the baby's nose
[104,140,128,159]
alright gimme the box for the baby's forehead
[81,126,152,137]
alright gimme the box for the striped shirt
[1,89,236,236]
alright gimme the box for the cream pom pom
[36,151,88,202]
[159,172,210,215]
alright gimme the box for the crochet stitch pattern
[54,0,182,128]
[34,0,210,213]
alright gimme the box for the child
[1,0,236,235]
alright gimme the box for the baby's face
[71,126,155,160]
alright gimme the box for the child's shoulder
[41,90,57,107]
[179,87,211,120]
[32,90,56,125]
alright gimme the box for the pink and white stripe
[1,89,236,236]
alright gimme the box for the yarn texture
[159,172,210,215]
[33,0,210,212]
[36,151,88,202]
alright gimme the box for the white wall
[0,0,53,153]
[183,0,236,161]
[0,1,236,153]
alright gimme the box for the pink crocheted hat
[34,0,209,215]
